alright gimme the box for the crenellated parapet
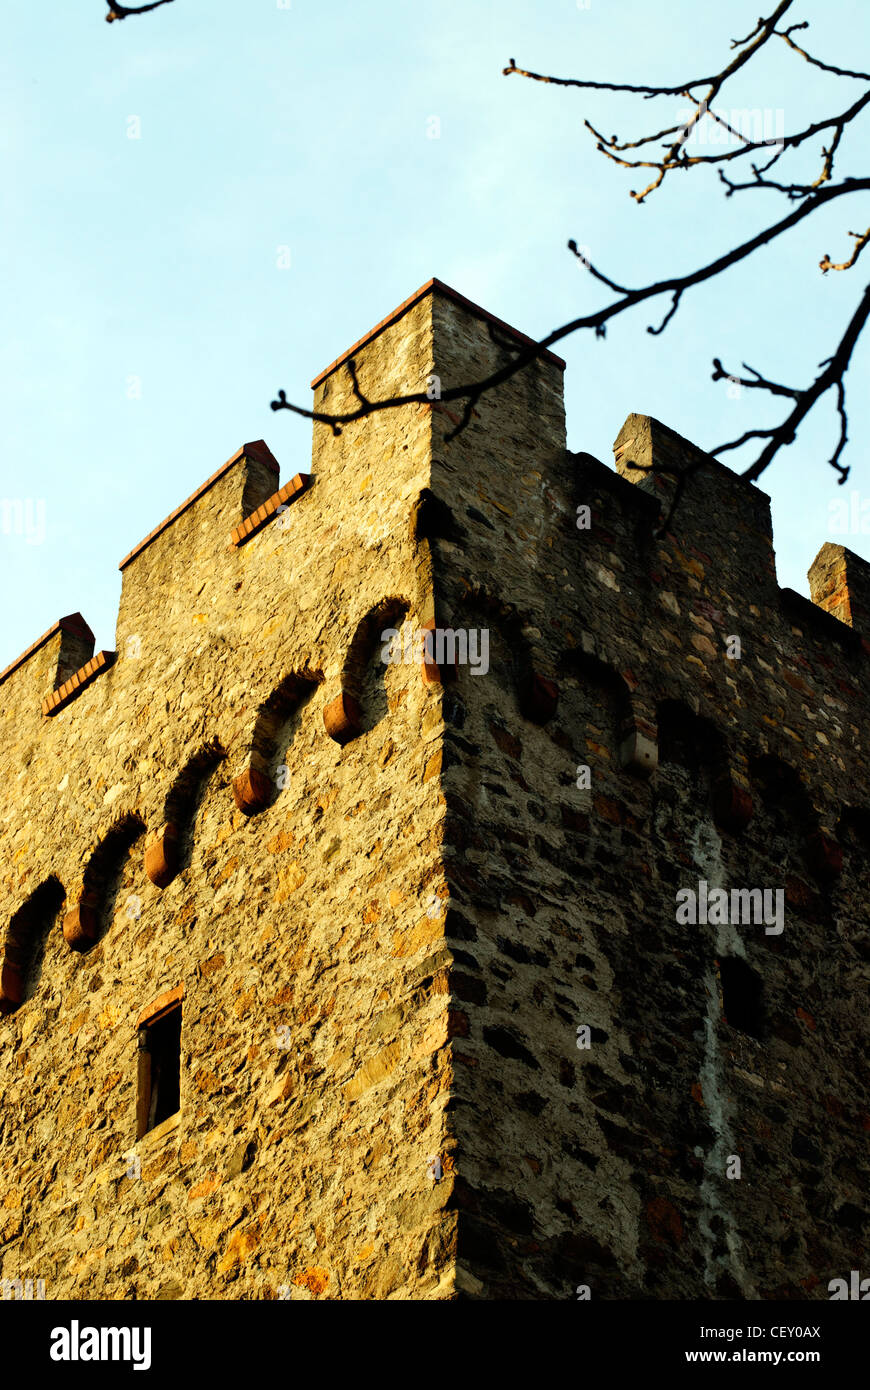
[2,278,869,984]
[2,281,870,972]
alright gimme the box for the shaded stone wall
[0,280,867,1300]
[429,401,870,1299]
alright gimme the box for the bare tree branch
[820,228,870,272]
[506,2,870,204]
[647,290,683,336]
[581,89,870,203]
[502,0,795,101]
[775,21,870,80]
[711,359,801,399]
[93,0,870,506]
[711,285,870,484]
[272,178,870,487]
[105,0,175,21]
[267,4,870,514]
[831,378,849,473]
[568,238,632,294]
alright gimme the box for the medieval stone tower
[0,279,867,1300]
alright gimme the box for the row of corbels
[52,655,564,956]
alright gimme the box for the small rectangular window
[719,957,764,1039]
[137,1002,182,1138]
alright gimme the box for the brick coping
[118,441,280,572]
[0,613,94,689]
[310,278,567,390]
[42,650,117,718]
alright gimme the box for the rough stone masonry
[0,278,867,1300]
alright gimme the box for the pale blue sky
[1,0,868,670]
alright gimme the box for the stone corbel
[0,962,24,1015]
[144,823,180,888]
[63,891,100,950]
[419,622,458,687]
[805,830,843,882]
[712,776,754,835]
[232,766,274,816]
[322,690,362,746]
[520,671,559,724]
[619,717,658,777]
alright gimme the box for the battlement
[2,284,865,740]
[1,278,868,1302]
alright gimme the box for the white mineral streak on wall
[691,819,756,1296]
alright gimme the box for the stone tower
[0,279,867,1300]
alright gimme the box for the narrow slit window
[719,957,764,1039]
[137,1002,182,1137]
